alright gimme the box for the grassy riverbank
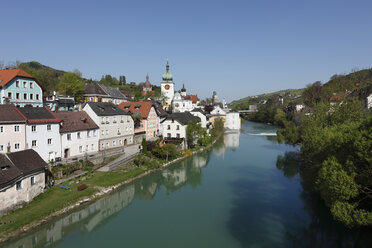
[0,128,224,243]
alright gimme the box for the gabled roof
[0,149,47,189]
[118,101,156,119]
[84,83,108,96]
[85,102,130,116]
[0,105,26,123]
[56,111,99,133]
[17,106,60,124]
[0,69,34,87]
[191,108,207,116]
[100,84,127,99]
[185,95,198,104]
[163,112,200,125]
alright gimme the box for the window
[117,128,121,135]
[67,134,71,140]
[87,131,91,137]
[86,145,89,151]
[176,125,180,130]
[16,180,22,190]
[31,176,35,185]
[0,145,3,151]
[23,81,27,88]
[140,123,144,128]
[31,125,36,132]
[32,140,37,147]
[167,125,170,130]
[16,93,20,100]
[14,125,20,132]
[77,132,81,139]
[47,124,51,131]
[91,144,94,150]
[16,81,20,87]
[15,143,20,150]
[47,139,52,145]
[24,93,27,100]
[176,133,180,138]
[119,140,123,145]
[79,146,83,153]
[30,82,34,89]
[30,94,34,100]
[106,130,109,135]
[36,94,40,100]
[8,92,12,99]
[0,126,3,133]
[112,140,116,146]
[167,133,171,138]
[113,117,117,123]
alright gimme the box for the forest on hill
[2,61,160,99]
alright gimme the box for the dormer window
[1,165,10,171]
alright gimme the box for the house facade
[83,102,134,151]
[56,111,99,160]
[225,112,241,130]
[119,101,159,143]
[172,92,193,113]
[0,69,43,107]
[0,105,27,153]
[190,108,208,128]
[0,149,46,216]
[162,112,200,149]
[17,106,61,162]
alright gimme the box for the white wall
[26,123,61,162]
[190,112,207,128]
[162,119,187,139]
[61,129,99,159]
[0,172,45,216]
[225,112,241,130]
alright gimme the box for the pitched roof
[191,108,207,116]
[0,69,34,87]
[56,111,99,133]
[185,95,198,104]
[85,102,130,116]
[17,106,60,124]
[84,83,108,96]
[118,101,156,119]
[0,105,26,123]
[152,101,168,117]
[163,112,200,125]
[100,84,127,99]
[0,149,47,189]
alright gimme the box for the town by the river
[4,121,372,248]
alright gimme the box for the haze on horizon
[1,0,372,102]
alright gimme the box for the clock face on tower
[165,84,170,90]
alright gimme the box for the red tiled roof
[56,111,99,133]
[329,94,343,102]
[185,95,198,104]
[0,69,34,87]
[118,101,156,119]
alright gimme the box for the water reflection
[5,134,235,248]
[276,151,372,248]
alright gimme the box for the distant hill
[19,61,67,94]
[230,67,372,110]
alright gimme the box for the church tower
[161,60,175,107]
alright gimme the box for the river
[4,121,372,247]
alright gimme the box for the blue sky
[1,0,372,102]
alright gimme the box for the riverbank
[0,135,222,244]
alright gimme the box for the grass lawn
[84,167,146,187]
[0,181,97,238]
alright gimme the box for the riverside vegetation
[233,67,372,227]
[0,118,224,242]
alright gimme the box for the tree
[58,72,85,100]
[302,81,325,107]
[186,120,206,148]
[141,138,148,154]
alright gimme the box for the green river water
[4,121,372,247]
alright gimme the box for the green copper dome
[162,60,173,81]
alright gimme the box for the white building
[56,111,100,160]
[17,106,61,162]
[83,102,134,151]
[225,112,241,130]
[162,112,201,149]
[190,108,209,128]
[172,92,193,113]
[367,93,372,109]
[0,149,46,216]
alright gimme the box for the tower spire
[166,59,169,72]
